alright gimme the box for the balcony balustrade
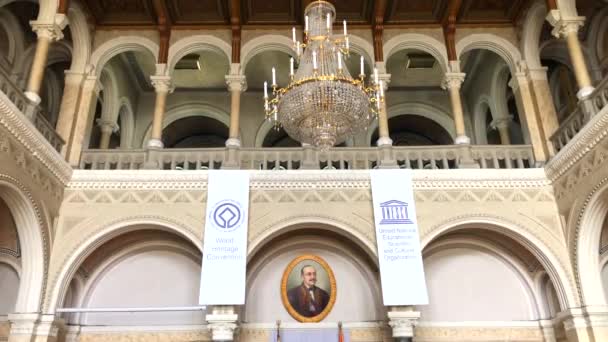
[79,145,536,171]
[0,65,64,152]
[550,76,608,152]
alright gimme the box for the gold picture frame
[280,254,337,323]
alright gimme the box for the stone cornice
[0,91,72,185]
[545,106,608,182]
[69,169,550,191]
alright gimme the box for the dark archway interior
[162,116,228,148]
[371,115,453,146]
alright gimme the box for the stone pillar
[528,68,560,155]
[223,69,247,169]
[388,307,420,342]
[147,75,174,149]
[559,307,608,342]
[96,119,118,149]
[206,306,238,342]
[56,71,86,156]
[376,70,398,168]
[23,22,64,108]
[225,68,247,148]
[65,76,102,166]
[547,12,595,99]
[490,117,512,145]
[509,71,549,164]
[442,72,470,144]
[8,313,60,342]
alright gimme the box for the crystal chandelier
[263,0,384,150]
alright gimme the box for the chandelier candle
[263,0,383,149]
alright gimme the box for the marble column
[376,72,392,147]
[8,313,60,342]
[528,67,560,155]
[509,72,549,164]
[225,72,247,148]
[56,71,86,156]
[97,119,118,149]
[491,117,512,145]
[442,72,470,144]
[206,306,238,342]
[547,12,595,99]
[65,76,102,166]
[387,307,420,341]
[24,22,64,107]
[147,76,174,149]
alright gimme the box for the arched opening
[370,115,453,146]
[245,228,382,324]
[384,49,451,146]
[60,228,203,327]
[459,49,528,145]
[420,227,566,337]
[162,116,228,148]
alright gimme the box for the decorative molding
[0,91,72,186]
[69,169,550,191]
[546,107,608,183]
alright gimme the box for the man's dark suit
[286,284,330,317]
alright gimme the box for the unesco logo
[210,200,244,232]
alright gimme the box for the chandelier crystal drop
[263,0,384,150]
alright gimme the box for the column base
[225,138,241,148]
[577,86,595,100]
[376,137,393,147]
[454,135,471,145]
[146,138,164,149]
[222,146,241,170]
[24,91,41,105]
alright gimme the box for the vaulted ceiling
[82,0,535,29]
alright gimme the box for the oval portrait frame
[280,254,337,323]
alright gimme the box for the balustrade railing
[80,145,536,171]
[0,65,64,152]
[551,77,608,152]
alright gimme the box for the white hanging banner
[199,171,250,305]
[370,169,429,305]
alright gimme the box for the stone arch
[241,34,296,71]
[73,239,201,325]
[89,36,158,77]
[383,33,449,73]
[422,236,542,320]
[366,102,456,145]
[117,97,134,149]
[422,215,578,311]
[456,33,522,74]
[167,35,231,75]
[575,180,608,306]
[46,217,202,312]
[0,178,47,313]
[66,0,92,73]
[140,102,232,147]
[520,1,547,70]
[0,7,25,66]
[588,9,608,67]
[248,216,377,264]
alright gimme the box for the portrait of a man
[287,264,330,317]
[281,255,336,322]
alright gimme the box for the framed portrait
[281,254,337,322]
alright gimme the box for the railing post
[143,148,161,170]
[301,144,319,170]
[579,95,597,121]
[222,146,241,170]
[378,145,398,169]
[457,145,480,169]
